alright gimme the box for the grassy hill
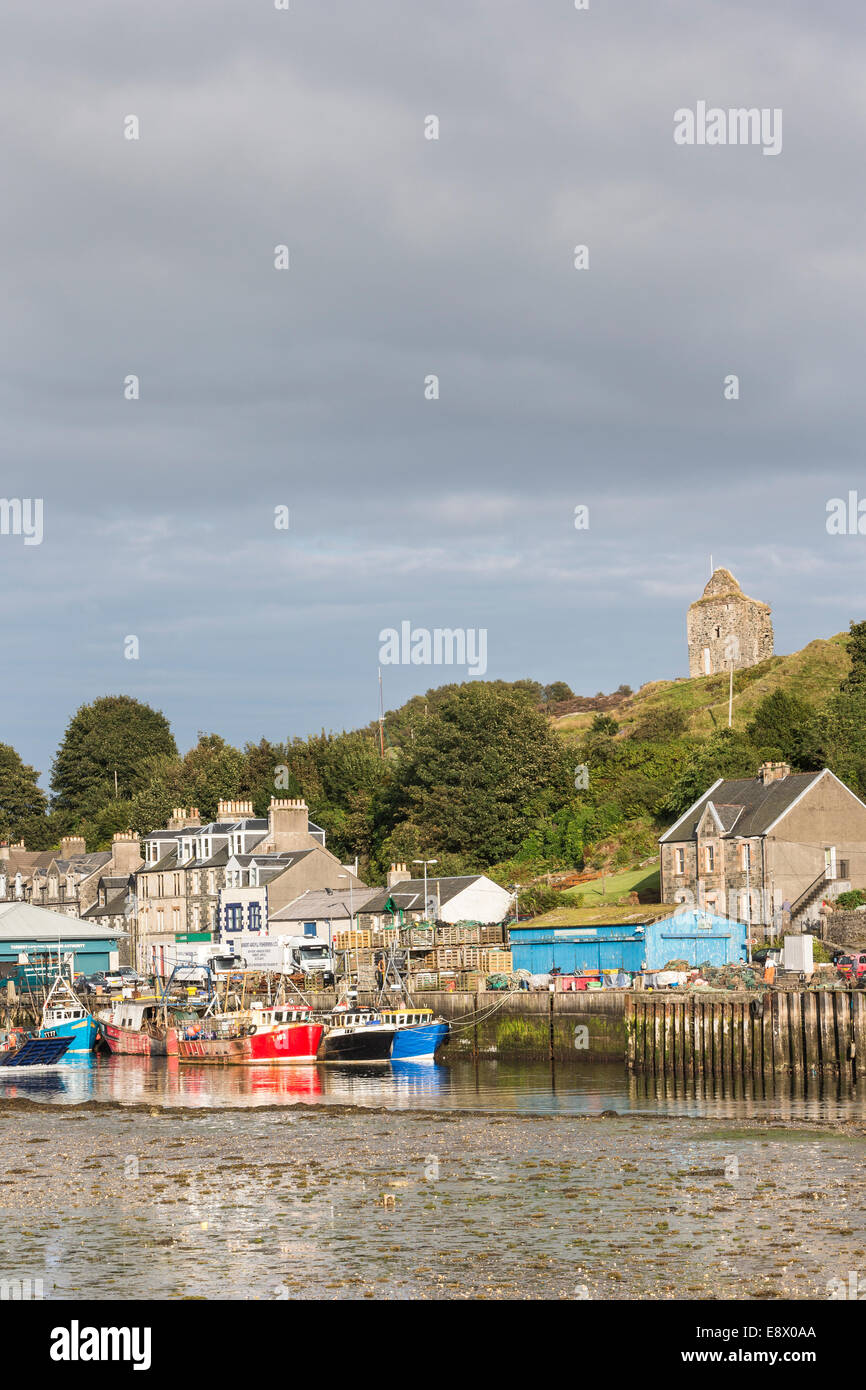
[553,634,850,739]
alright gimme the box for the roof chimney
[758,761,791,786]
[111,831,142,877]
[266,798,312,851]
[0,843,9,863]
[387,862,412,889]
[60,836,87,859]
[216,799,255,821]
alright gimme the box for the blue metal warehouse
[0,901,125,985]
[509,909,747,975]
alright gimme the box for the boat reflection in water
[171,1062,324,1104]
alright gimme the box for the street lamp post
[338,873,357,998]
[413,859,438,924]
[511,884,525,926]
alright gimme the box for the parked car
[75,973,109,994]
[116,967,148,986]
[837,952,866,981]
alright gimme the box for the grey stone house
[0,833,142,920]
[659,761,866,936]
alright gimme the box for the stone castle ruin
[687,568,773,678]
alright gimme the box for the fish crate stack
[400,926,435,950]
[436,923,481,946]
[434,945,512,974]
[331,928,372,951]
[407,971,440,992]
[480,922,508,946]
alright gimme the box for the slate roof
[138,851,179,874]
[660,770,826,843]
[360,875,489,915]
[271,887,379,922]
[83,892,128,919]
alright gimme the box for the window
[192,904,201,931]
[207,871,216,895]
[248,903,262,933]
[705,845,715,873]
[303,922,316,937]
[174,873,182,896]
[224,903,243,932]
[191,872,200,896]
[156,909,165,932]
[171,907,181,932]
[674,848,685,876]
[739,843,751,871]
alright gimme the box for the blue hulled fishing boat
[381,1007,450,1061]
[37,974,99,1054]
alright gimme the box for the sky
[1,0,865,784]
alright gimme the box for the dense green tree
[816,689,866,798]
[379,685,570,866]
[590,713,619,736]
[51,696,176,817]
[745,690,821,768]
[841,620,866,693]
[129,734,244,832]
[542,682,574,704]
[0,742,48,842]
[239,738,293,815]
[659,728,760,820]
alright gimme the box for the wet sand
[2,1099,865,1300]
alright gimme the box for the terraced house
[659,761,866,936]
[0,832,142,920]
[136,798,365,972]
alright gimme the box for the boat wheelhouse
[38,975,99,1054]
[380,1007,450,1062]
[97,1000,179,1057]
[317,1007,396,1063]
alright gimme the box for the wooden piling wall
[625,991,861,1081]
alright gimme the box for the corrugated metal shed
[509,909,747,974]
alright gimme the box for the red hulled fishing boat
[176,1003,322,1065]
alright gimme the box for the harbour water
[2,1054,866,1121]
[3,1059,865,1301]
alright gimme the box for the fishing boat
[96,1000,179,1057]
[380,1007,450,1061]
[317,1006,396,1063]
[0,1031,73,1068]
[176,1002,322,1065]
[37,974,99,1054]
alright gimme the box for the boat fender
[247,1025,257,1036]
[749,997,764,1020]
